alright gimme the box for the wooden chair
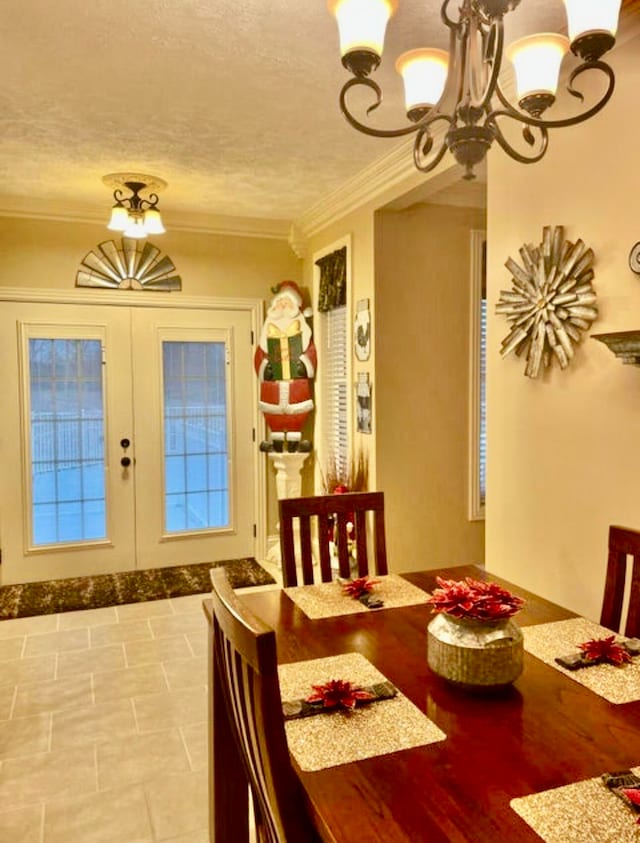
[600,525,640,637]
[279,491,388,587]
[209,567,320,843]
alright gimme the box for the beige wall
[303,208,378,486]
[0,217,301,297]
[486,34,640,620]
[375,203,486,570]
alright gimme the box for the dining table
[203,564,640,842]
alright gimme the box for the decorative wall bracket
[592,331,640,366]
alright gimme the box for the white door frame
[0,286,267,568]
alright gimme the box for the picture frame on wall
[354,298,371,361]
[356,372,372,434]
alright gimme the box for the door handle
[121,456,131,468]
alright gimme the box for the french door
[0,301,257,584]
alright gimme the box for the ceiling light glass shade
[107,204,129,232]
[562,0,621,40]
[123,215,147,239]
[396,48,449,116]
[143,208,166,235]
[506,34,569,100]
[328,0,398,58]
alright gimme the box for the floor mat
[0,557,275,620]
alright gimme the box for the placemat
[283,574,428,620]
[278,652,445,771]
[523,617,640,704]
[511,766,640,843]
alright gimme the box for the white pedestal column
[266,452,310,566]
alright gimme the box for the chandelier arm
[113,189,125,204]
[476,20,503,111]
[490,61,615,130]
[441,0,463,31]
[413,124,451,174]
[491,120,549,164]
[143,193,160,210]
[339,77,422,139]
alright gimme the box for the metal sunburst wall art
[496,226,597,379]
[76,238,182,291]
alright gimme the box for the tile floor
[0,565,281,843]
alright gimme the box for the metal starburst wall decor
[496,226,597,378]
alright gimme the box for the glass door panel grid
[162,341,230,532]
[29,338,106,545]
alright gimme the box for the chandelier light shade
[396,48,449,119]
[328,0,398,70]
[506,34,569,106]
[328,0,622,179]
[103,173,167,239]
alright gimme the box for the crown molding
[293,133,430,241]
[0,196,292,241]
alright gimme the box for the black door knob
[120,438,130,449]
[121,456,131,467]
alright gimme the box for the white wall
[486,34,640,620]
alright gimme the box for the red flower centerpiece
[427,576,525,621]
[426,576,525,691]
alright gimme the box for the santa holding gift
[254,281,317,453]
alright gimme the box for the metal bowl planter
[427,612,524,691]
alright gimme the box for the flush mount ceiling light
[328,0,621,179]
[103,172,167,239]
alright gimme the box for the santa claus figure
[254,281,317,453]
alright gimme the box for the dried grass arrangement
[321,450,369,493]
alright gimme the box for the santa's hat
[271,281,313,317]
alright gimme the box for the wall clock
[496,225,597,378]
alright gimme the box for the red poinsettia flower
[578,635,631,665]
[306,679,375,710]
[426,576,524,620]
[619,787,640,822]
[341,576,380,600]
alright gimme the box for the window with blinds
[320,304,348,480]
[469,231,486,519]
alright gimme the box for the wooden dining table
[204,564,640,842]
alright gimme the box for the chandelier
[103,173,167,239]
[328,0,621,179]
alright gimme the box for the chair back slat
[600,525,640,637]
[210,567,320,843]
[279,491,388,586]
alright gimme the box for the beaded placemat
[511,766,640,843]
[283,574,428,620]
[522,617,640,704]
[278,652,445,771]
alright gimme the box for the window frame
[313,235,352,489]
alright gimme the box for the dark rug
[0,558,275,620]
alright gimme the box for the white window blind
[479,297,486,506]
[468,230,486,520]
[321,305,348,480]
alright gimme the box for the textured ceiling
[0,0,633,228]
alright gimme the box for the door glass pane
[163,341,229,533]
[29,338,106,545]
